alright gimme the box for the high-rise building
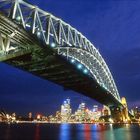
[61,98,72,122]
[91,105,102,121]
[75,102,86,122]
[28,112,33,121]
[93,105,98,112]
[132,106,140,119]
[28,112,32,119]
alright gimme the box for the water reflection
[91,124,106,140]
[5,124,11,140]
[0,123,139,140]
[34,124,40,140]
[76,124,106,140]
[106,124,133,140]
[60,124,71,140]
[83,124,132,140]
[84,124,91,140]
[104,124,115,140]
[76,124,85,140]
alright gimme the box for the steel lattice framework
[0,0,121,102]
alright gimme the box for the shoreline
[0,121,140,125]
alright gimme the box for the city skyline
[0,0,140,115]
[0,98,107,122]
[1,97,139,123]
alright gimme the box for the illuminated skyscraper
[92,105,102,121]
[75,102,86,122]
[93,105,98,112]
[61,98,72,122]
[79,103,85,111]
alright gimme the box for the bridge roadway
[0,12,122,107]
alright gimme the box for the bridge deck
[3,46,122,107]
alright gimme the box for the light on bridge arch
[37,31,41,37]
[26,24,31,28]
[70,59,89,74]
[70,59,75,63]
[83,69,88,74]
[16,16,21,21]
[77,64,82,69]
[50,42,56,48]
[102,84,107,90]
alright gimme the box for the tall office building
[61,98,72,122]
[92,105,102,121]
[93,105,98,112]
[75,102,86,122]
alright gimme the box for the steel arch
[0,0,121,102]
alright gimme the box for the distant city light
[37,114,41,119]
[51,42,56,48]
[109,118,114,123]
[64,101,67,104]
[0,97,137,124]
[77,64,82,69]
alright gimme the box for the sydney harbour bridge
[0,0,129,119]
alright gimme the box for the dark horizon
[0,0,140,116]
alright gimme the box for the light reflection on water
[5,124,11,140]
[59,124,138,140]
[34,124,40,140]
[84,124,91,140]
[0,123,140,140]
[60,124,71,140]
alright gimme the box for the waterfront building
[28,112,32,119]
[132,106,140,119]
[102,105,111,116]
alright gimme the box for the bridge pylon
[109,97,130,123]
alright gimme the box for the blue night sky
[0,0,140,116]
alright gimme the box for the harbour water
[0,123,140,140]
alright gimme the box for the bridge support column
[109,105,130,123]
